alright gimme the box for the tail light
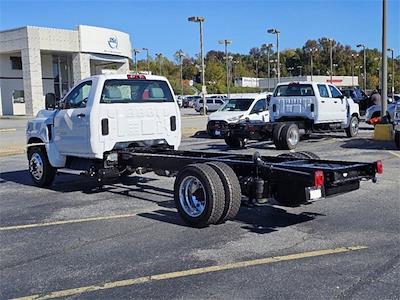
[127,74,146,79]
[314,170,324,188]
[376,160,383,174]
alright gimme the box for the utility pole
[387,48,395,95]
[357,44,367,91]
[142,48,150,72]
[132,48,141,72]
[218,39,232,98]
[176,50,186,97]
[351,53,359,87]
[155,53,162,75]
[381,0,388,121]
[328,38,333,83]
[188,16,206,115]
[309,47,318,81]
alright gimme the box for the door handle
[77,113,86,118]
[321,100,325,103]
[334,101,338,103]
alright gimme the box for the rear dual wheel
[273,123,300,150]
[174,163,241,227]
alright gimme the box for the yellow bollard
[373,124,394,141]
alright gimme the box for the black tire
[28,147,56,187]
[279,123,300,150]
[345,115,359,137]
[174,164,225,227]
[296,151,320,160]
[206,162,241,223]
[199,107,207,115]
[395,131,400,149]
[272,123,286,149]
[224,136,246,149]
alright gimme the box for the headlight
[228,115,243,122]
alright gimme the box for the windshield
[273,84,315,97]
[220,98,254,111]
[100,79,174,104]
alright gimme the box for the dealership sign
[78,25,132,59]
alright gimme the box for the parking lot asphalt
[1,129,399,299]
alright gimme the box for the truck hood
[208,111,246,122]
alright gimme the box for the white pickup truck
[207,96,269,137]
[26,75,382,228]
[226,82,360,150]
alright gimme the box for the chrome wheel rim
[29,153,43,180]
[179,176,206,217]
[288,129,299,145]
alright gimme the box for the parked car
[365,101,396,124]
[394,100,400,148]
[340,87,370,115]
[176,95,183,107]
[183,95,200,108]
[194,97,227,114]
[207,96,269,137]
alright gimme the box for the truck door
[328,85,347,122]
[53,81,92,155]
[316,84,332,122]
[248,99,269,122]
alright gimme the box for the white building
[236,76,359,90]
[0,25,132,116]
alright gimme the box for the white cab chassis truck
[225,82,360,150]
[27,75,381,227]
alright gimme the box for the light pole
[132,48,141,72]
[267,29,280,81]
[387,48,395,95]
[254,60,259,77]
[327,38,333,83]
[265,43,273,91]
[297,65,303,76]
[333,63,338,76]
[357,44,367,91]
[188,16,206,115]
[287,67,294,77]
[308,47,318,81]
[142,48,150,72]
[351,53,359,87]
[176,50,186,97]
[218,39,232,98]
[381,0,388,121]
[155,53,162,75]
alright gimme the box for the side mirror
[45,93,56,110]
[338,94,345,99]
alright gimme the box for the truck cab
[26,74,181,185]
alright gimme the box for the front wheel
[346,116,359,137]
[28,147,56,187]
[224,136,246,149]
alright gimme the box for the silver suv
[194,97,227,114]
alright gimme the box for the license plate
[309,188,322,200]
[215,130,221,136]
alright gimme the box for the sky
[0,0,399,59]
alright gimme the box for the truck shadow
[0,170,175,208]
[340,138,397,150]
[138,205,324,233]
